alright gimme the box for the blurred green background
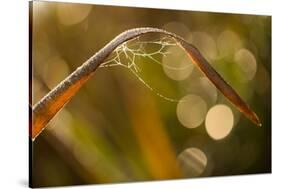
[30,1,271,187]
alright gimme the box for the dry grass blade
[172,36,262,127]
[31,27,261,141]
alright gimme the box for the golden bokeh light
[32,78,45,104]
[40,56,71,89]
[177,94,207,128]
[205,104,234,140]
[162,21,190,38]
[197,77,218,105]
[162,45,194,81]
[185,77,218,105]
[217,29,242,57]
[33,1,49,27]
[254,65,271,95]
[177,147,207,177]
[189,32,217,60]
[234,48,257,82]
[56,3,92,26]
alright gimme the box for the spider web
[99,36,189,102]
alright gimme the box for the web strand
[99,36,184,102]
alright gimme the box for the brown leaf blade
[175,39,261,126]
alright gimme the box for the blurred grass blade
[32,27,261,141]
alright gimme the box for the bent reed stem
[32,27,261,140]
